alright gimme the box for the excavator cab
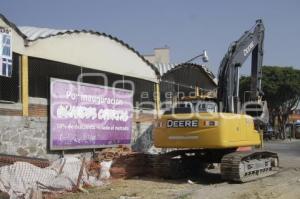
[166,99,218,114]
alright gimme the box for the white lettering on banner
[97,109,129,122]
[65,90,124,105]
[57,105,97,120]
[56,105,129,122]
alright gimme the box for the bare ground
[60,140,300,199]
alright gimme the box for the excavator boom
[217,19,264,113]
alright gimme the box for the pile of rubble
[0,154,50,168]
[0,146,202,198]
[110,153,149,178]
[90,146,148,179]
[0,156,105,199]
[0,148,123,199]
[97,147,202,179]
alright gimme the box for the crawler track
[221,151,279,182]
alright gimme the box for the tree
[239,66,300,139]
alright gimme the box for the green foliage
[240,66,300,111]
[239,66,300,137]
[261,66,300,110]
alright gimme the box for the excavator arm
[217,19,265,113]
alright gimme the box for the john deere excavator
[153,20,279,182]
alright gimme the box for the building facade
[0,14,160,158]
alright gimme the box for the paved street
[190,139,300,199]
[264,139,300,168]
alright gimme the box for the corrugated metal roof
[16,25,216,83]
[154,63,177,75]
[155,62,217,85]
[19,26,70,41]
[1,13,217,83]
[0,13,160,78]
[17,26,160,77]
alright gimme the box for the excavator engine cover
[154,112,261,149]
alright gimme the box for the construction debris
[110,153,149,178]
[95,146,132,162]
[0,154,50,168]
[0,147,206,198]
[110,152,206,179]
[100,161,113,179]
[0,156,106,199]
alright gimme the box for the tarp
[0,157,105,199]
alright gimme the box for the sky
[1,0,300,76]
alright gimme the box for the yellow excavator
[153,20,279,182]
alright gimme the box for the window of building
[0,53,20,102]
